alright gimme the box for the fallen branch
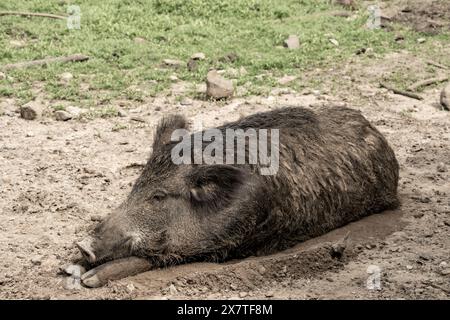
[408,76,449,91]
[426,60,449,70]
[380,82,424,100]
[0,11,66,20]
[1,54,89,71]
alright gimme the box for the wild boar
[76,106,399,287]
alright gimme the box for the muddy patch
[127,208,406,298]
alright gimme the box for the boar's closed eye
[151,190,167,201]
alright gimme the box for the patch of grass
[0,0,449,113]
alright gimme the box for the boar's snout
[76,237,97,264]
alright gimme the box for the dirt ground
[1,2,450,300]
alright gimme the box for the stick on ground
[380,82,424,100]
[0,11,66,20]
[408,76,449,91]
[426,60,449,70]
[1,54,89,71]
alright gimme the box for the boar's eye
[151,190,167,201]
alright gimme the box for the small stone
[265,291,274,298]
[417,38,426,43]
[63,264,86,276]
[90,214,103,222]
[20,101,43,120]
[54,110,72,121]
[439,262,448,269]
[118,110,127,117]
[437,162,447,172]
[126,283,135,293]
[283,35,300,49]
[258,266,266,275]
[168,284,178,295]
[206,70,234,99]
[31,256,42,266]
[180,98,193,106]
[239,292,248,298]
[277,75,297,85]
[59,72,73,84]
[329,38,339,46]
[406,265,413,270]
[440,84,450,111]
[190,52,205,60]
[162,59,184,69]
[0,72,5,80]
[169,75,178,81]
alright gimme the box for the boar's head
[77,115,265,267]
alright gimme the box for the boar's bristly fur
[78,106,399,267]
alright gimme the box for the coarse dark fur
[78,106,399,267]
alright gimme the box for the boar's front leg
[81,257,151,288]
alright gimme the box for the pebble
[191,52,205,60]
[169,284,178,295]
[283,35,300,49]
[20,101,43,120]
[59,72,73,84]
[329,38,339,46]
[437,162,447,173]
[180,98,193,106]
[118,110,127,117]
[265,291,275,297]
[31,256,42,266]
[55,110,72,121]
[206,70,234,99]
[90,214,103,222]
[162,59,184,69]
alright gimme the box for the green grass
[0,0,449,111]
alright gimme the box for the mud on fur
[76,105,399,286]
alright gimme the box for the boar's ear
[152,115,189,148]
[187,165,245,208]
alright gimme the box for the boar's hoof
[81,257,152,288]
